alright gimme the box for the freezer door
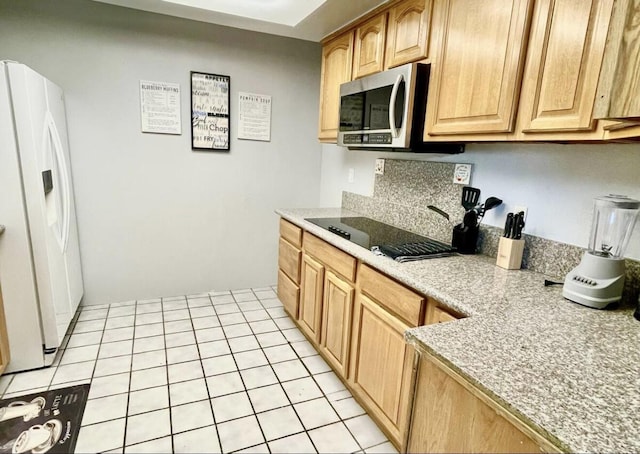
[8,63,84,353]
[0,63,46,372]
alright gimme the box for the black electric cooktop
[305,216,455,261]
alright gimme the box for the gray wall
[320,142,640,260]
[0,0,322,304]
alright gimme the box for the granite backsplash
[341,159,640,306]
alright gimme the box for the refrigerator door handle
[43,111,71,252]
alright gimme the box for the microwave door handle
[388,74,403,138]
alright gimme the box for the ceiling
[91,0,388,42]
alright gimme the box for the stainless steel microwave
[337,63,463,153]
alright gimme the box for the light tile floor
[0,287,397,454]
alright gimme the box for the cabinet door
[278,238,301,284]
[318,32,354,142]
[353,14,388,79]
[518,0,614,133]
[298,254,325,342]
[278,270,299,319]
[408,354,555,453]
[349,293,415,447]
[594,0,640,121]
[319,271,354,378]
[385,0,432,69]
[425,0,533,135]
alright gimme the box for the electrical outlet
[348,168,355,183]
[374,159,385,175]
[514,205,528,221]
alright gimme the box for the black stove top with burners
[304,216,456,261]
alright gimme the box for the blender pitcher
[563,195,640,309]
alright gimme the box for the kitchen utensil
[503,213,514,237]
[516,211,526,238]
[563,194,640,309]
[475,196,503,224]
[461,186,481,211]
[427,205,450,222]
[512,212,524,239]
[483,197,503,212]
[463,210,477,228]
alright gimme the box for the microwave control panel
[342,133,392,145]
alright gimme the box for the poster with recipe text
[191,72,230,150]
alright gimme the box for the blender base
[562,253,626,309]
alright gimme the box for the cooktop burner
[304,216,455,261]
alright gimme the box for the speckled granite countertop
[277,207,640,453]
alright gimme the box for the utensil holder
[496,237,525,270]
[452,224,478,254]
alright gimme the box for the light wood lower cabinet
[319,270,354,378]
[277,219,302,318]
[298,254,325,342]
[349,292,418,448]
[408,352,558,453]
[277,270,299,318]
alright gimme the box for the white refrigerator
[0,62,84,373]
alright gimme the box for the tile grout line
[228,289,275,454]
[119,299,138,452]
[255,292,323,453]
[189,294,224,453]
[159,297,175,454]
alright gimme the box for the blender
[563,195,640,309]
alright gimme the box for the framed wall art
[190,71,230,151]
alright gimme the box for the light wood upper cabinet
[595,0,640,122]
[319,270,354,379]
[518,0,614,133]
[385,0,433,69]
[408,352,559,453]
[425,0,533,136]
[318,32,354,142]
[353,13,388,79]
[298,254,325,342]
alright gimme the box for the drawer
[278,269,300,318]
[358,264,424,326]
[280,218,302,247]
[278,238,301,284]
[303,232,357,282]
[426,301,462,325]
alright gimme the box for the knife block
[496,237,525,270]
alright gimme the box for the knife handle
[513,212,525,239]
[504,213,514,238]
